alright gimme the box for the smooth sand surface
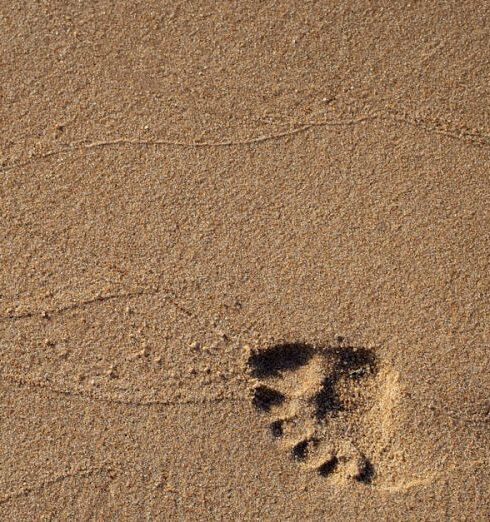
[1,2,489,520]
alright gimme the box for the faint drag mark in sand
[0,282,252,411]
[0,124,313,172]
[0,281,230,345]
[0,465,112,505]
[246,340,380,485]
[0,282,242,346]
[382,110,490,147]
[0,283,208,326]
[1,110,490,173]
[0,288,159,322]
[1,372,245,409]
[0,116,371,172]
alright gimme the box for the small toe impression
[252,385,285,412]
[354,458,375,485]
[292,440,310,461]
[270,420,284,438]
[317,456,339,477]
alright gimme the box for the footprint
[247,340,379,484]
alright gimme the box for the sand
[1,1,489,520]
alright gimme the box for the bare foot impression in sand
[247,341,380,484]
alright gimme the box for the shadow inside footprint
[292,440,310,461]
[317,457,339,477]
[253,385,285,411]
[355,458,375,484]
[315,347,376,420]
[270,420,284,438]
[314,376,343,419]
[248,343,314,378]
[336,347,376,376]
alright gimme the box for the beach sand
[1,1,489,519]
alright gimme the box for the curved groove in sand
[0,466,113,506]
[1,111,489,173]
[0,283,241,350]
[1,372,245,408]
[0,289,159,322]
[1,456,486,507]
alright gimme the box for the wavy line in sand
[0,288,159,322]
[1,372,245,408]
[0,124,315,172]
[1,458,486,507]
[0,285,205,335]
[0,281,247,362]
[2,111,489,173]
[0,465,112,505]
